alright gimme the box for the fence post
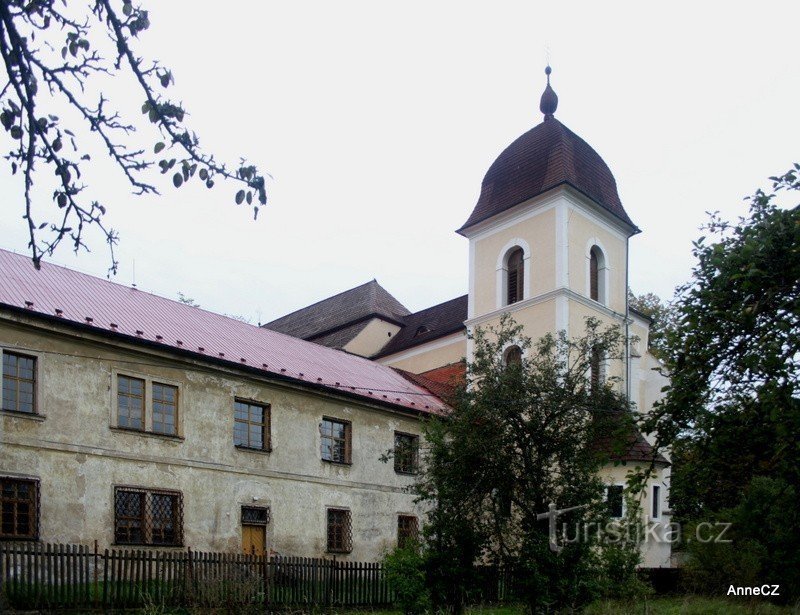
[262,552,270,610]
[92,540,98,610]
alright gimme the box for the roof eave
[0,303,445,418]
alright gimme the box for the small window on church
[504,346,523,367]
[590,346,602,393]
[589,246,606,304]
[507,248,524,305]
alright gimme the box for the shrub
[383,541,431,615]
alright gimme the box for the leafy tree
[415,315,644,612]
[643,166,800,516]
[176,291,199,307]
[642,166,800,600]
[0,0,268,272]
[627,290,675,360]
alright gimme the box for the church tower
[459,67,639,393]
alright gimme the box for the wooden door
[242,524,266,556]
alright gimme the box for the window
[504,345,523,368]
[117,375,145,430]
[589,245,606,304]
[1,477,39,539]
[506,248,524,305]
[2,351,36,414]
[590,347,602,393]
[234,400,271,451]
[114,487,183,546]
[241,506,270,526]
[321,418,351,464]
[397,515,419,547]
[152,383,178,435]
[607,485,624,519]
[394,432,419,475]
[652,485,661,519]
[326,508,352,553]
[116,374,179,436]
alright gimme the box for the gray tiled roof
[262,280,410,348]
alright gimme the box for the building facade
[2,69,671,567]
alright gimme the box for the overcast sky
[1,1,798,323]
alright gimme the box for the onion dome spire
[539,65,558,120]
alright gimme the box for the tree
[627,290,675,360]
[642,166,800,600]
[0,0,268,272]
[644,166,800,511]
[415,316,645,612]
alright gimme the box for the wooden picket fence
[0,541,395,611]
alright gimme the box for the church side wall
[378,333,466,373]
[343,318,402,357]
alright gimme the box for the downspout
[625,235,631,403]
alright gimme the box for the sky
[1,1,798,323]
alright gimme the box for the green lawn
[585,596,799,615]
[334,597,799,615]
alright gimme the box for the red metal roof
[0,249,447,415]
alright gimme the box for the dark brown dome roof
[458,117,637,233]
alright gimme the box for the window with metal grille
[397,515,418,547]
[241,506,270,526]
[0,477,39,539]
[394,432,419,475]
[326,508,352,553]
[321,417,351,464]
[234,400,271,450]
[152,383,178,435]
[506,248,524,305]
[2,351,36,414]
[114,487,183,546]
[117,375,144,430]
[607,485,624,519]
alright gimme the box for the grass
[584,596,799,614]
[333,597,800,615]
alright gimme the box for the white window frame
[496,238,532,309]
[584,238,610,306]
[110,368,183,438]
[651,484,661,520]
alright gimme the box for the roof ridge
[264,279,384,326]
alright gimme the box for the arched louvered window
[589,245,606,304]
[504,345,523,367]
[507,248,524,305]
[590,346,602,393]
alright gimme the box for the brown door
[242,524,266,556]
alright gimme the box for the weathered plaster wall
[0,316,425,561]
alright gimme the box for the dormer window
[506,248,524,305]
[414,325,431,337]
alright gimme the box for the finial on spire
[540,65,558,120]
